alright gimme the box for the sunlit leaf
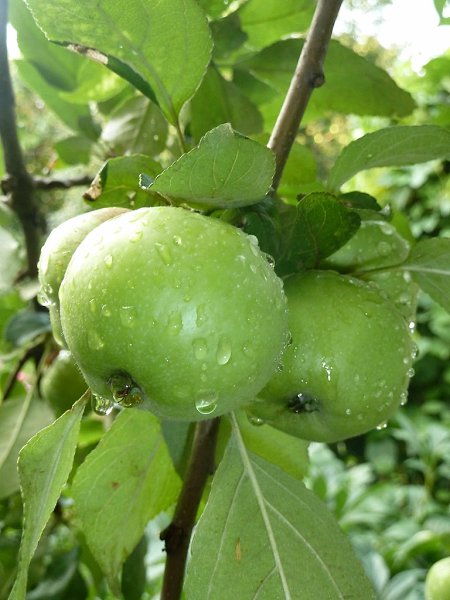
[328,126,450,190]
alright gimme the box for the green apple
[247,270,415,443]
[425,557,450,600]
[59,206,289,421]
[40,350,87,416]
[38,207,128,346]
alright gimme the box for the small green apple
[247,270,415,443]
[59,206,289,421]
[40,350,87,416]
[38,207,128,346]
[425,557,450,600]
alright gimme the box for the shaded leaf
[210,13,247,59]
[402,237,450,314]
[237,39,415,123]
[84,155,161,209]
[185,422,376,599]
[101,95,168,156]
[5,310,51,347]
[25,0,212,123]
[190,67,263,141]
[0,394,54,499]
[277,142,319,199]
[9,395,87,600]
[148,124,275,208]
[277,193,361,275]
[328,125,450,190]
[54,136,93,165]
[72,409,180,595]
[238,0,313,49]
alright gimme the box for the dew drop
[408,321,416,333]
[248,414,265,426]
[88,330,104,350]
[38,282,54,307]
[377,241,391,257]
[196,304,207,326]
[400,392,408,406]
[376,421,388,430]
[407,367,415,378]
[109,371,143,407]
[167,311,182,335]
[104,254,113,268]
[89,298,97,314]
[155,242,172,266]
[101,304,112,317]
[345,408,352,416]
[264,252,276,268]
[216,336,232,365]
[195,392,218,415]
[120,305,137,327]
[129,229,143,242]
[92,393,114,416]
[193,338,208,360]
[172,235,182,246]
[242,343,254,358]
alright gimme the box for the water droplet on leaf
[92,393,114,416]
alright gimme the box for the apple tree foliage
[0,0,450,599]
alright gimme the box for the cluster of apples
[38,205,415,443]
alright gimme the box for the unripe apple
[59,206,289,421]
[425,557,450,600]
[40,350,87,416]
[38,207,128,346]
[248,270,415,443]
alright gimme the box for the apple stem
[268,0,344,192]
[160,417,220,600]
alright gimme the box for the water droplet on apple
[167,311,182,335]
[108,371,143,407]
[92,393,114,416]
[120,306,137,327]
[172,235,182,246]
[407,367,415,378]
[88,330,104,350]
[104,254,113,268]
[345,408,352,416]
[195,392,218,415]
[101,304,112,317]
[216,336,232,365]
[193,338,208,360]
[129,229,143,242]
[155,242,172,266]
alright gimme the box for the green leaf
[277,142,319,199]
[72,409,180,595]
[5,310,51,347]
[148,124,275,208]
[25,0,212,124]
[190,67,263,142]
[210,13,247,59]
[54,136,93,165]
[0,394,54,499]
[185,417,376,600]
[101,96,168,157]
[402,237,450,314]
[237,39,415,123]
[238,0,313,49]
[0,205,25,293]
[328,125,450,190]
[84,154,162,209]
[234,411,309,480]
[9,395,87,600]
[277,193,361,274]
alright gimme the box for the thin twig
[268,0,344,192]
[160,418,220,600]
[0,0,44,278]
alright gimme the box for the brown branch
[0,0,44,278]
[33,174,93,190]
[160,418,220,600]
[268,0,344,192]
